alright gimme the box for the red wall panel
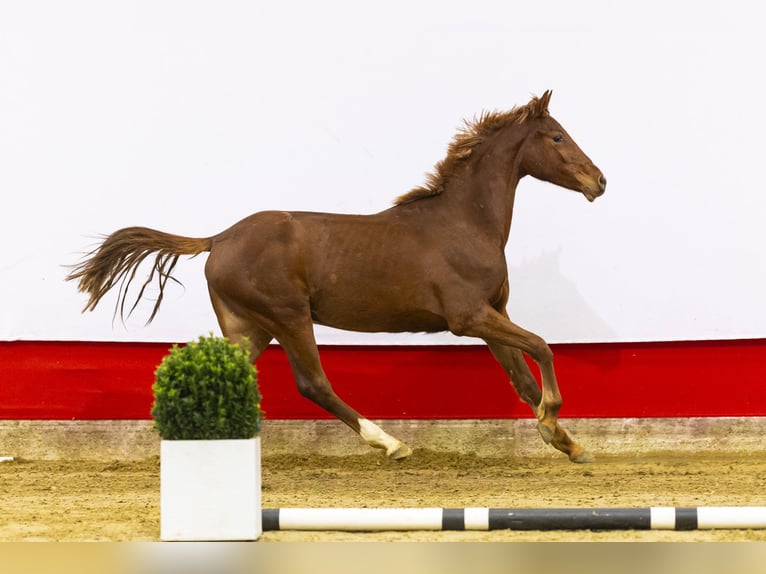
[1,340,764,420]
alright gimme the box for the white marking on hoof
[389,443,413,460]
[358,418,410,459]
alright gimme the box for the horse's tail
[66,226,213,323]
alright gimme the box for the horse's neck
[445,134,525,246]
[480,170,521,245]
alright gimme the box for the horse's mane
[394,90,552,206]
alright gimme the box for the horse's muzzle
[583,173,607,202]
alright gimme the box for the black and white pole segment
[262,507,766,531]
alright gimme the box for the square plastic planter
[160,437,261,541]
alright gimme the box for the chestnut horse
[67,91,605,463]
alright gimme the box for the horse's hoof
[388,443,413,461]
[537,422,554,444]
[570,450,595,464]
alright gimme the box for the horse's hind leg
[277,323,412,460]
[208,289,273,361]
[487,343,594,463]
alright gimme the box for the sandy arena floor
[2,449,766,541]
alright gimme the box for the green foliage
[152,334,263,440]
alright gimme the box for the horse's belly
[311,306,449,334]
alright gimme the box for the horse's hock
[2,417,766,461]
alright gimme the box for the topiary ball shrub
[152,334,263,440]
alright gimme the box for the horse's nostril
[598,175,607,191]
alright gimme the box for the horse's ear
[533,90,552,117]
[541,89,552,110]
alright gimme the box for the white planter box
[160,437,261,541]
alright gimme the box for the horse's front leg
[450,305,573,454]
[487,342,593,463]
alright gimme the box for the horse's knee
[529,337,553,364]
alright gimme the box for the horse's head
[519,90,606,202]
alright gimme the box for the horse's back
[204,208,450,333]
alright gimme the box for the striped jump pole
[262,507,766,531]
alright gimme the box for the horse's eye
[553,135,564,143]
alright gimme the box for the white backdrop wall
[1,1,764,344]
